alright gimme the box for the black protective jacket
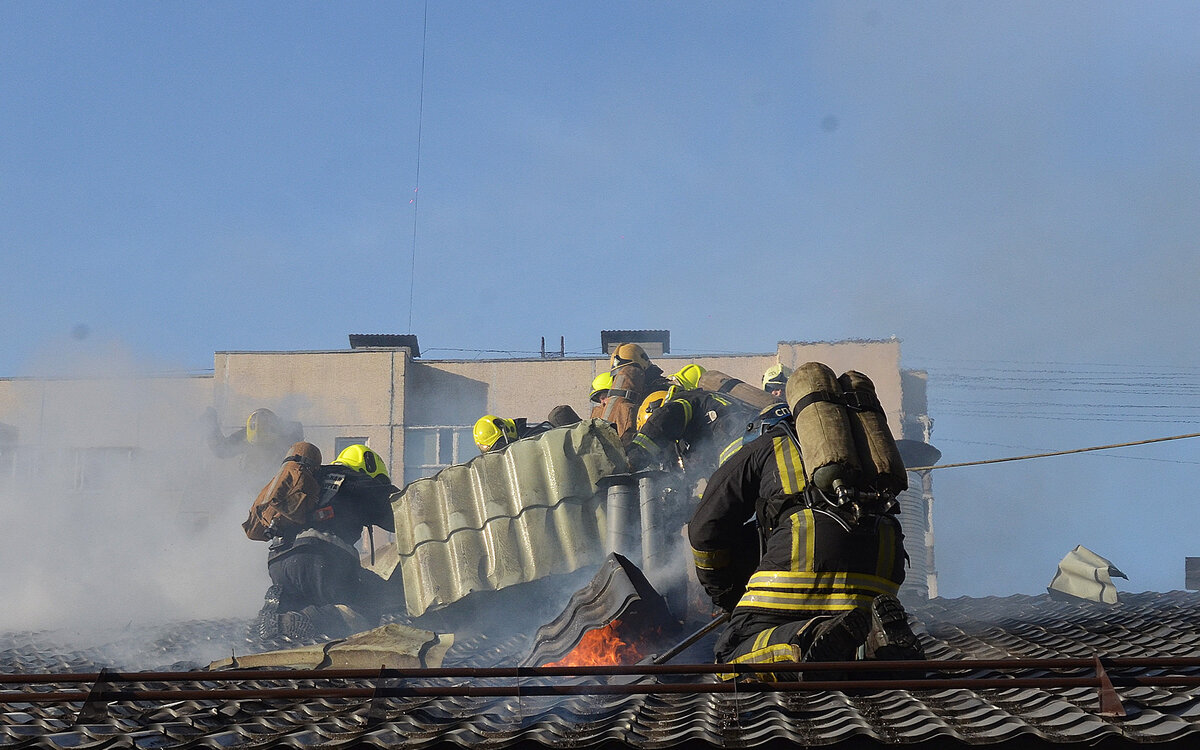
[628,388,757,474]
[687,421,907,658]
[513,418,554,442]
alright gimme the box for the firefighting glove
[714,588,743,614]
[625,443,654,472]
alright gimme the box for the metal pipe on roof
[604,474,639,562]
[638,471,662,575]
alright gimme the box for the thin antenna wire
[407,0,429,333]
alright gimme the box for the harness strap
[716,379,740,395]
[790,391,839,413]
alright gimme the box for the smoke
[0,345,274,635]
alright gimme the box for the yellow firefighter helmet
[474,415,518,453]
[762,363,793,393]
[670,364,706,391]
[637,390,671,430]
[245,408,279,445]
[590,371,614,403]
[334,444,390,482]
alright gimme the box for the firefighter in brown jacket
[254,444,398,641]
[600,343,670,445]
[688,406,924,678]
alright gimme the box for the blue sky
[2,2,1198,599]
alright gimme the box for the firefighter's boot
[254,585,284,641]
[279,608,317,641]
[866,594,925,661]
[802,606,871,663]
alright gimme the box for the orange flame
[544,618,661,667]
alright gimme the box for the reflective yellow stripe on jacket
[737,569,900,612]
[718,626,802,680]
[691,547,731,571]
[717,436,745,466]
[630,432,661,455]
[676,398,694,425]
[772,435,805,496]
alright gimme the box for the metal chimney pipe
[638,471,663,574]
[603,474,640,562]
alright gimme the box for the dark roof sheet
[348,334,420,356]
[600,330,671,354]
[4,591,1200,747]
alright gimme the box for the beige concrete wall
[213,349,409,475]
[2,339,918,481]
[410,358,609,425]
[0,375,211,449]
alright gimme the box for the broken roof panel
[1048,545,1128,604]
[387,419,627,616]
[206,623,453,671]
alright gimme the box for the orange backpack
[242,460,321,541]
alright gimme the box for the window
[404,426,474,485]
[334,436,369,459]
[71,446,136,491]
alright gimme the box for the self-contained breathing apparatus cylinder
[838,370,908,495]
[786,362,861,494]
[696,370,782,413]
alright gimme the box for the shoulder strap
[318,471,345,505]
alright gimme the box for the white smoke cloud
[0,344,272,633]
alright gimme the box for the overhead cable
[406,0,429,333]
[908,432,1200,472]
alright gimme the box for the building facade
[0,333,939,598]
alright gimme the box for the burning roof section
[523,552,679,667]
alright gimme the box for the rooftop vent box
[348,334,420,357]
[600,330,670,357]
[1187,558,1200,591]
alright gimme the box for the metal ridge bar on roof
[5,655,1200,684]
[7,674,1200,703]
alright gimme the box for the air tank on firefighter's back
[838,369,907,495]
[786,362,861,493]
[695,369,781,413]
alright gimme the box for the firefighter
[687,379,923,678]
[625,385,757,482]
[600,344,670,445]
[206,407,304,479]
[669,363,706,391]
[473,415,554,454]
[762,363,792,400]
[255,444,399,640]
[588,371,614,419]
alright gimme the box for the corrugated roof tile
[391,420,625,617]
[11,585,1200,746]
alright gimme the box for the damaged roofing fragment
[207,623,453,671]
[387,419,627,616]
[1047,545,1128,604]
[523,552,681,668]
